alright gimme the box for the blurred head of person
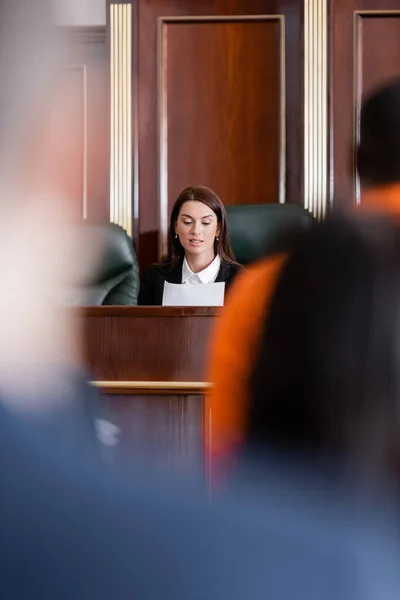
[164,185,237,270]
[357,79,400,190]
[0,0,104,408]
[247,215,400,482]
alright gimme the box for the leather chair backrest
[226,204,314,265]
[60,222,139,306]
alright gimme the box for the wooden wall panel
[82,306,217,381]
[60,26,109,222]
[332,1,400,208]
[81,307,215,472]
[159,16,284,254]
[135,0,302,269]
[104,393,203,473]
[357,15,400,95]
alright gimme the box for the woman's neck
[185,252,216,274]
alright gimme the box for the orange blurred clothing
[205,254,286,466]
[360,184,400,215]
[205,184,400,471]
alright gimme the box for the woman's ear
[216,224,221,238]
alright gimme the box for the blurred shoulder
[221,254,288,322]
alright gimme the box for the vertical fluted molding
[304,0,328,219]
[110,3,132,236]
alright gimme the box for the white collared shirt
[182,255,221,284]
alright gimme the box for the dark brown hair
[247,215,400,479]
[357,79,400,187]
[160,185,238,269]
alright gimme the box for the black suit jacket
[138,260,242,305]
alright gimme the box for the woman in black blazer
[138,186,242,305]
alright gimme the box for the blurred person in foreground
[247,215,400,488]
[4,391,400,600]
[0,0,118,460]
[206,79,400,477]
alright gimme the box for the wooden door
[332,1,400,208]
[134,0,303,267]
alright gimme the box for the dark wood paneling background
[59,2,400,270]
[135,0,303,269]
[162,18,282,211]
[81,307,216,472]
[82,306,217,380]
[332,1,400,208]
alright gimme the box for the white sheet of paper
[162,282,225,306]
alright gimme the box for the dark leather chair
[62,222,139,306]
[226,203,314,265]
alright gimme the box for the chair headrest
[226,204,314,265]
[61,222,137,286]
[94,222,136,283]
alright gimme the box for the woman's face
[175,200,220,261]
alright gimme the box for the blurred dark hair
[247,215,400,474]
[357,80,400,187]
[160,186,238,269]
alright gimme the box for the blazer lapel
[215,262,230,283]
[166,264,183,284]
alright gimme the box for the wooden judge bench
[82,307,218,473]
